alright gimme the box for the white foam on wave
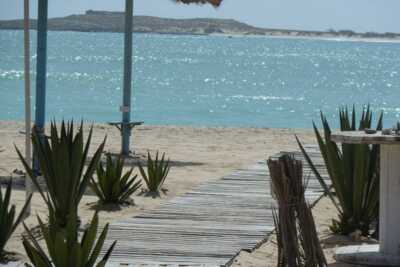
[227,94,305,101]
[0,69,24,79]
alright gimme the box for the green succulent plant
[138,151,170,195]
[90,154,141,205]
[16,120,105,228]
[0,180,32,261]
[23,212,116,267]
[297,105,382,235]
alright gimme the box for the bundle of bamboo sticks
[268,154,326,267]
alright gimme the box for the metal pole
[121,0,134,156]
[23,0,32,215]
[33,0,48,173]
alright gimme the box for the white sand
[231,196,367,266]
[0,121,363,265]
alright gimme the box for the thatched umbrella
[176,0,223,6]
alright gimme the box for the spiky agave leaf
[295,135,340,212]
[138,151,171,194]
[90,154,141,205]
[297,105,382,235]
[16,120,105,228]
[0,180,32,260]
[23,212,116,267]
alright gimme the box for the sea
[1,30,400,128]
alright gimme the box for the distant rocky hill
[0,10,265,35]
[1,10,399,40]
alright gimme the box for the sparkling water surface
[1,30,400,128]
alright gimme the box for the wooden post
[379,145,400,255]
[121,0,134,156]
[35,0,48,129]
[33,0,48,174]
[23,0,32,215]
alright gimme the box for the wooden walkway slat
[104,151,329,267]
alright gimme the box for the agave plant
[297,105,382,235]
[90,154,141,205]
[0,180,32,261]
[16,121,105,228]
[23,212,116,267]
[138,151,170,195]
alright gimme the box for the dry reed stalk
[268,154,327,267]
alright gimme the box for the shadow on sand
[87,152,205,168]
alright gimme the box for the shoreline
[0,119,316,131]
[2,28,400,44]
[210,32,400,43]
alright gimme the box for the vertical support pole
[33,0,48,173]
[121,0,134,156]
[379,144,400,255]
[23,0,32,215]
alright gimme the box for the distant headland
[1,10,399,40]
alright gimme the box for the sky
[0,0,399,33]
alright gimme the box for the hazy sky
[1,0,399,33]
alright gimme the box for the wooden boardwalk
[104,150,329,267]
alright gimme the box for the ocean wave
[61,55,121,63]
[227,94,305,101]
[0,69,24,80]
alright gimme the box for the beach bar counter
[332,131,400,266]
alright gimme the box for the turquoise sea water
[1,30,400,128]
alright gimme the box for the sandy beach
[0,121,364,266]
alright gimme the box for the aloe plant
[90,154,141,205]
[138,151,170,194]
[23,212,116,267]
[0,180,32,260]
[297,105,382,235]
[16,121,105,228]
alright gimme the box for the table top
[331,131,400,145]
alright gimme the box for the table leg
[380,144,400,255]
[335,145,400,266]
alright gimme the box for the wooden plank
[331,130,400,144]
[103,150,329,266]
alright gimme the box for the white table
[331,131,400,266]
